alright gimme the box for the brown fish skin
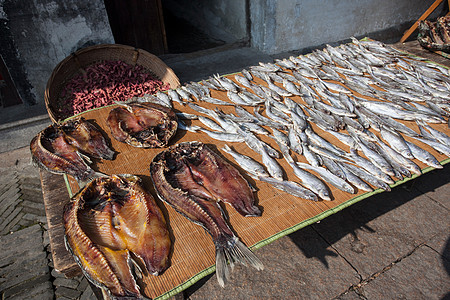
[150,142,263,287]
[60,117,115,160]
[64,191,138,298]
[186,144,261,217]
[30,124,95,182]
[64,174,171,299]
[107,102,178,148]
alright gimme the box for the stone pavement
[0,40,449,299]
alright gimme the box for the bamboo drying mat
[54,51,450,299]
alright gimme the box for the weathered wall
[163,0,248,44]
[250,0,444,54]
[0,0,113,105]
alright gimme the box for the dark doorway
[104,0,225,55]
[162,5,225,54]
[104,0,168,55]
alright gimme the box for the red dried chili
[55,60,170,120]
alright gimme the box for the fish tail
[215,235,264,287]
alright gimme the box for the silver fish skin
[349,133,395,177]
[342,162,391,191]
[313,101,357,118]
[222,144,269,178]
[297,162,355,194]
[214,74,240,92]
[188,81,210,98]
[241,122,270,135]
[405,140,443,169]
[346,152,395,185]
[187,102,214,115]
[327,130,360,150]
[316,69,342,82]
[290,110,308,132]
[252,108,288,130]
[256,176,318,201]
[321,156,346,179]
[176,112,198,120]
[271,128,290,147]
[206,76,227,91]
[343,116,365,132]
[264,102,291,126]
[276,72,298,82]
[241,69,253,81]
[267,72,285,84]
[320,80,352,94]
[308,144,348,162]
[337,162,373,192]
[288,126,303,155]
[155,91,173,108]
[264,75,292,97]
[228,91,253,106]
[379,126,414,159]
[177,120,201,132]
[168,89,184,105]
[201,79,221,91]
[198,116,225,132]
[284,156,332,201]
[376,141,421,176]
[176,87,192,101]
[181,85,200,100]
[378,116,421,138]
[260,61,283,72]
[412,137,450,157]
[302,143,322,167]
[275,58,297,70]
[305,128,346,155]
[258,143,284,181]
[417,121,450,147]
[199,129,245,142]
[234,74,253,88]
[237,126,279,158]
[209,111,239,133]
[239,91,265,105]
[282,79,302,96]
[200,96,234,106]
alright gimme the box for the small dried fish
[222,144,269,178]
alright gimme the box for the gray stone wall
[0,0,114,105]
[250,0,444,54]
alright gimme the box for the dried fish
[64,174,171,299]
[150,142,263,287]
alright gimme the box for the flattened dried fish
[150,142,263,287]
[64,174,171,299]
[107,101,178,148]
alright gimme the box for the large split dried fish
[59,117,115,160]
[30,124,104,183]
[150,142,263,287]
[64,174,171,299]
[107,101,178,148]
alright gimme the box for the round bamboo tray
[44,44,180,123]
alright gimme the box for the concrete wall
[250,0,444,54]
[163,0,248,44]
[0,0,114,105]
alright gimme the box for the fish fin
[215,236,264,288]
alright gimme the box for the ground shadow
[289,163,449,267]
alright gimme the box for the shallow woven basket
[44,43,180,123]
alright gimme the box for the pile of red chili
[55,60,170,119]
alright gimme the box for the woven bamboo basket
[44,43,180,123]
